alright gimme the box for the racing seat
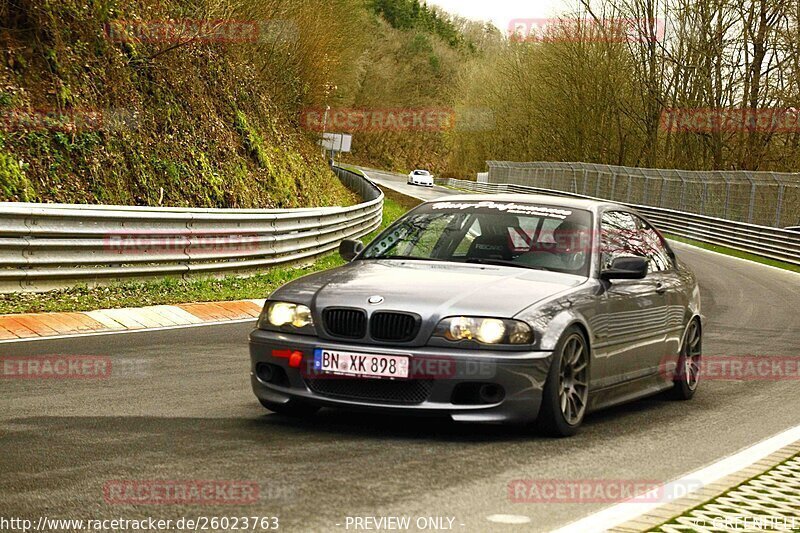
[466,234,513,261]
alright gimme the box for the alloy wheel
[683,321,702,391]
[558,334,589,425]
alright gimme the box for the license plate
[313,349,410,379]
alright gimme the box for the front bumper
[250,329,553,424]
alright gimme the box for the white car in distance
[408,169,434,187]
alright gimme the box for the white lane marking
[0,317,257,344]
[668,240,800,278]
[552,423,800,532]
[486,515,532,525]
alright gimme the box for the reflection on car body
[249,194,703,436]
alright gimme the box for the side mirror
[339,239,364,262]
[601,256,649,280]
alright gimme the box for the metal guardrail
[0,166,383,293]
[435,177,800,267]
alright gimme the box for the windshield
[361,200,593,276]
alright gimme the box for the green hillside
[0,0,358,207]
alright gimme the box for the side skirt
[587,371,674,413]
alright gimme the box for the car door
[594,211,670,387]
[631,215,685,370]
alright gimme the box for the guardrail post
[748,178,756,223]
[610,173,618,201]
[776,183,785,227]
[626,174,633,203]
[582,167,589,196]
[573,170,579,194]
[701,181,707,216]
[724,178,731,220]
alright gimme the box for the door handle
[655,282,667,295]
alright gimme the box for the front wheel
[259,398,320,417]
[537,327,590,437]
[667,319,702,401]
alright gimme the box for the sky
[427,0,580,32]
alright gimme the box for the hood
[271,259,585,319]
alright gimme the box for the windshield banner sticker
[430,201,573,219]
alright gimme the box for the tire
[259,398,320,417]
[667,319,702,401]
[536,327,590,437]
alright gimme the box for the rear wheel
[668,319,702,401]
[259,398,320,417]
[537,327,589,437]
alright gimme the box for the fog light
[256,363,274,382]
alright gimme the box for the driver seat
[466,234,512,261]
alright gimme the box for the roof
[428,193,624,212]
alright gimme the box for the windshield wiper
[464,258,553,272]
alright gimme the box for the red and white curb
[0,299,266,343]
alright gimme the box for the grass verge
[665,234,800,274]
[0,194,419,315]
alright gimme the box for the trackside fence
[487,161,800,229]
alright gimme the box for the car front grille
[304,377,433,405]
[322,308,367,339]
[370,312,420,342]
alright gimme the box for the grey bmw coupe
[249,194,702,436]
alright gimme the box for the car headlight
[433,317,533,345]
[258,301,314,332]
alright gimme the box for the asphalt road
[2,173,799,532]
